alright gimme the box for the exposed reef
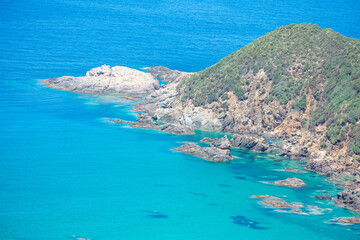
[175,142,233,162]
[315,194,332,200]
[283,167,303,173]
[252,195,331,215]
[44,65,160,94]
[331,217,360,225]
[268,177,306,188]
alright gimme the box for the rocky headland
[44,65,160,94]
[44,24,360,213]
[134,24,360,212]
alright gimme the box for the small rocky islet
[44,24,360,217]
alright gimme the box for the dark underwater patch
[189,192,208,197]
[218,183,232,187]
[231,215,267,230]
[235,176,247,180]
[153,183,175,188]
[147,213,168,219]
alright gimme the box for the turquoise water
[1,0,360,239]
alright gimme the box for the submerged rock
[283,167,303,173]
[231,215,267,230]
[268,177,306,188]
[315,194,332,200]
[332,217,360,225]
[175,143,233,162]
[250,195,272,199]
[230,134,269,152]
[109,119,134,124]
[44,65,160,94]
[258,195,304,209]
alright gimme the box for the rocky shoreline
[44,64,360,214]
[136,66,360,213]
[110,113,195,135]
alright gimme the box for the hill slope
[178,23,360,161]
[141,23,360,178]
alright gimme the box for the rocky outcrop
[146,66,188,83]
[132,65,359,212]
[335,179,360,188]
[200,135,231,149]
[44,65,160,94]
[277,139,310,160]
[315,194,332,200]
[159,123,195,135]
[305,157,344,176]
[175,143,233,162]
[259,196,304,209]
[332,217,360,225]
[111,113,194,135]
[335,179,360,212]
[268,177,306,188]
[230,134,269,152]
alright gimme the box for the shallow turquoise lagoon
[1,0,360,239]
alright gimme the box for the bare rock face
[268,177,306,188]
[230,134,269,152]
[175,143,233,162]
[305,157,343,176]
[335,180,360,212]
[159,123,195,135]
[44,65,160,94]
[200,135,231,149]
[277,140,310,160]
[146,66,186,83]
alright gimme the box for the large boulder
[230,134,269,152]
[44,65,160,94]
[175,143,233,162]
[200,135,231,149]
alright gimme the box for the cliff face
[140,24,360,178]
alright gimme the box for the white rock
[44,65,160,94]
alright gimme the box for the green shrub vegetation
[178,23,360,155]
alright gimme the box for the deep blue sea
[1,0,360,239]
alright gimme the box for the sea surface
[1,0,360,239]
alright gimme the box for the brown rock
[268,177,306,188]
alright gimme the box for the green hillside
[179,23,360,155]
